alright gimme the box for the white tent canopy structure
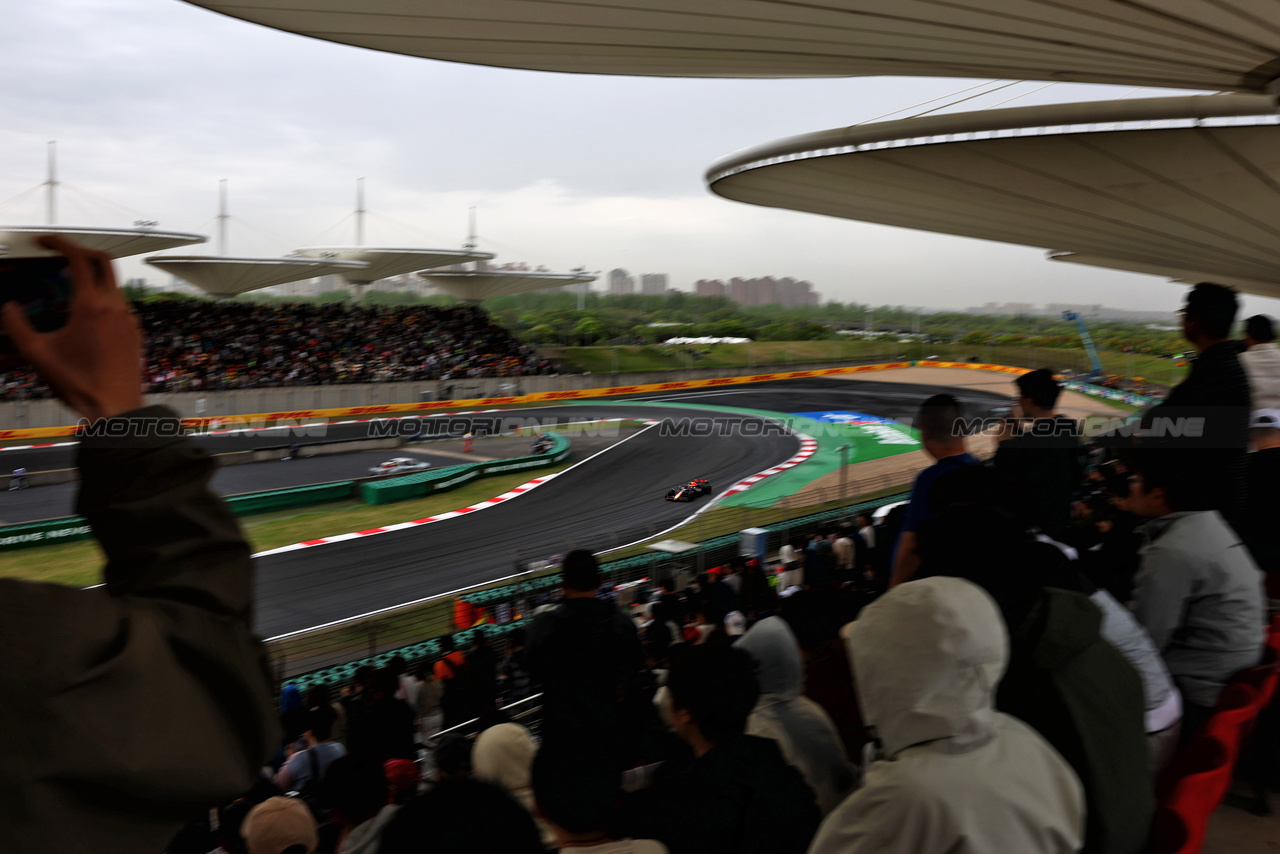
[420,270,597,303]
[183,0,1280,91]
[0,225,205,259]
[291,246,495,285]
[706,94,1280,298]
[144,256,370,297]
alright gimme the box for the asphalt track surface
[255,403,800,637]
[0,378,1008,636]
[0,448,479,525]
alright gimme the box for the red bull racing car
[665,478,711,501]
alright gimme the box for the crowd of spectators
[0,299,553,400]
[8,238,1276,854]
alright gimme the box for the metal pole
[217,179,228,256]
[355,177,366,246]
[838,444,850,513]
[45,141,57,225]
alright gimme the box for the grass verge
[0,461,576,588]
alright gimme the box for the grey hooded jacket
[736,617,857,816]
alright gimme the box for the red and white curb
[254,474,562,557]
[721,435,818,496]
[0,441,77,451]
[252,422,657,558]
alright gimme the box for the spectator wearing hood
[920,465,1152,854]
[617,644,821,854]
[473,722,557,849]
[778,590,866,760]
[809,577,1084,854]
[527,550,643,750]
[735,616,857,816]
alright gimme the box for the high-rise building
[695,279,726,297]
[640,273,668,295]
[608,268,634,296]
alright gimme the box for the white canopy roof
[419,270,597,302]
[707,94,1280,299]
[183,0,1280,91]
[144,255,370,296]
[291,246,495,284]
[0,225,205,259]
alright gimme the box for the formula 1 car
[369,457,432,476]
[665,478,711,501]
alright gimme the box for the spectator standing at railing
[990,369,1082,540]
[889,394,980,588]
[0,236,278,853]
[1244,410,1280,580]
[1139,283,1251,532]
[1242,314,1280,411]
[527,550,643,753]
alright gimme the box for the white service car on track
[368,457,431,476]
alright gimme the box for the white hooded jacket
[473,722,558,849]
[737,616,858,816]
[808,577,1085,854]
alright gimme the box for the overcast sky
[3,0,1278,316]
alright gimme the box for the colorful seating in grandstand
[1149,683,1258,854]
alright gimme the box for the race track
[0,377,1009,637]
[254,404,798,637]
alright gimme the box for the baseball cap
[1250,409,1280,429]
[241,796,318,854]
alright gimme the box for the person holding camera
[0,236,277,852]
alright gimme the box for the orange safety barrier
[0,360,1032,442]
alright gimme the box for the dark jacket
[997,588,1153,854]
[525,596,642,742]
[0,406,278,853]
[617,734,821,854]
[1142,340,1251,525]
[991,415,1082,538]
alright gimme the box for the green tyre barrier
[360,433,571,506]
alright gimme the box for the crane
[1062,311,1104,383]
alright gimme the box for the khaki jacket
[0,407,278,853]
